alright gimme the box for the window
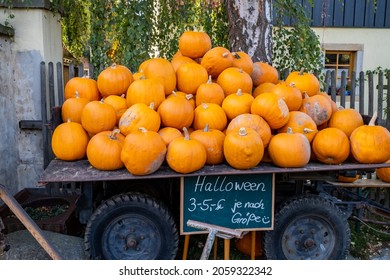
[324,51,356,92]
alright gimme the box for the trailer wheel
[264,194,350,260]
[84,192,179,260]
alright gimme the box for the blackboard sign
[180,173,274,234]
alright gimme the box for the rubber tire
[264,194,350,260]
[84,192,179,260]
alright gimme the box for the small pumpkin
[252,82,276,98]
[250,62,279,86]
[104,94,128,125]
[158,127,183,146]
[81,99,117,135]
[195,75,225,107]
[97,63,134,97]
[193,103,227,131]
[311,127,350,164]
[200,46,234,79]
[190,124,226,165]
[270,82,303,111]
[350,112,390,164]
[328,108,364,137]
[51,120,89,161]
[268,127,311,168]
[121,127,167,175]
[171,51,197,72]
[299,93,332,126]
[125,76,165,109]
[376,159,390,182]
[176,62,209,95]
[223,127,264,170]
[285,68,320,97]
[61,92,90,123]
[166,127,207,174]
[231,51,254,74]
[86,129,125,171]
[217,67,253,96]
[221,89,254,121]
[178,30,212,59]
[278,111,317,143]
[158,92,194,129]
[64,76,100,101]
[250,92,290,130]
[119,102,161,135]
[142,57,177,95]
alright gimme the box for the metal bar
[0,184,63,260]
[19,120,43,130]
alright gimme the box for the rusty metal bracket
[0,184,63,260]
[187,220,246,260]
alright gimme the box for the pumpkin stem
[183,127,190,140]
[185,94,194,101]
[303,128,314,134]
[369,111,378,126]
[138,127,147,133]
[222,52,230,58]
[149,102,155,110]
[202,103,209,109]
[232,52,241,59]
[207,75,213,84]
[286,127,293,134]
[299,68,305,75]
[75,91,80,98]
[111,63,117,69]
[66,118,72,123]
[203,124,210,132]
[120,94,126,98]
[236,89,243,96]
[238,127,247,136]
[109,128,121,140]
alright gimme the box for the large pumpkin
[178,30,212,59]
[86,129,125,171]
[328,108,364,137]
[51,120,89,161]
[166,127,207,174]
[223,127,264,170]
[311,127,350,164]
[142,57,177,95]
[268,127,311,168]
[350,112,390,163]
[125,76,165,109]
[121,127,167,175]
[119,103,161,135]
[81,99,117,135]
[64,76,100,101]
[97,64,134,97]
[250,92,290,130]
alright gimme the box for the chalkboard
[180,173,274,234]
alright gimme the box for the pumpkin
[376,159,390,182]
[252,82,276,98]
[97,63,134,97]
[158,127,183,146]
[270,82,303,111]
[200,46,234,79]
[328,108,364,137]
[61,92,90,123]
[86,129,125,171]
[221,89,254,121]
[318,92,338,114]
[299,94,332,126]
[64,76,100,101]
[278,111,317,143]
[51,120,89,161]
[158,92,194,129]
[337,172,360,183]
[250,92,290,130]
[125,76,165,109]
[226,113,272,148]
[104,94,128,126]
[217,67,253,96]
[166,127,207,174]
[311,127,350,164]
[350,112,390,163]
[176,62,209,95]
[119,102,161,135]
[195,75,225,107]
[223,127,264,170]
[167,91,195,109]
[121,127,167,175]
[193,103,227,131]
[268,127,311,168]
[231,51,254,74]
[250,62,279,86]
[285,68,320,97]
[171,51,197,72]
[81,99,117,135]
[178,30,212,59]
[190,124,226,165]
[142,57,177,95]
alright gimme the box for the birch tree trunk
[225,0,273,63]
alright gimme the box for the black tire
[264,194,350,260]
[84,192,179,260]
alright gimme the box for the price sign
[180,173,274,234]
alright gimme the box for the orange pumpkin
[51,120,89,161]
[350,112,390,163]
[231,51,254,74]
[250,92,290,130]
[119,103,161,135]
[250,62,279,86]
[104,94,128,125]
[270,82,303,111]
[193,103,227,131]
[311,127,350,164]
[200,46,234,79]
[223,127,264,170]
[268,127,311,168]
[252,82,276,98]
[125,76,165,109]
[176,62,209,94]
[195,75,225,106]
[299,94,332,126]
[81,99,117,135]
[190,124,226,165]
[158,127,183,146]
[217,67,253,96]
[121,127,167,175]
[61,92,90,123]
[142,57,176,95]
[376,159,390,182]
[97,64,134,97]
[178,30,212,59]
[166,127,207,174]
[278,111,317,143]
[167,91,195,109]
[171,51,197,72]
[86,129,125,171]
[64,76,100,101]
[158,93,194,129]
[285,69,320,97]
[221,89,254,121]
[328,108,364,137]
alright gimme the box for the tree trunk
[224,0,272,63]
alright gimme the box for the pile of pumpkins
[52,30,390,181]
